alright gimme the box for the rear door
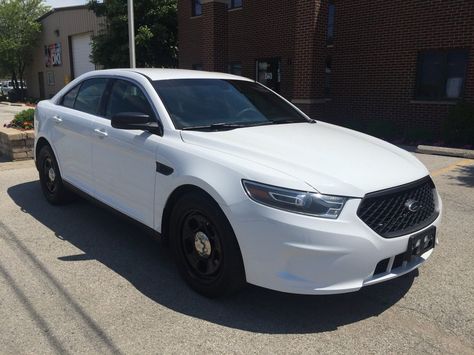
[50,78,108,195]
[90,78,159,227]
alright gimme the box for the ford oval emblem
[405,199,421,212]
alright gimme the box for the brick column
[292,0,324,100]
[201,0,228,72]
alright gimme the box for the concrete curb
[0,102,27,107]
[417,145,474,159]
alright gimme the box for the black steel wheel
[170,191,246,297]
[180,211,224,282]
[38,145,71,205]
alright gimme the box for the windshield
[152,79,308,130]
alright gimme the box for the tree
[0,0,49,99]
[88,0,177,68]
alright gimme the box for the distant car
[0,81,12,96]
[1,80,26,98]
[34,69,442,297]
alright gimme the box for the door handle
[52,115,62,123]
[93,128,108,137]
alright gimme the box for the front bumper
[229,192,442,295]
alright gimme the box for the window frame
[101,76,164,136]
[191,0,202,17]
[71,78,109,116]
[59,78,109,117]
[415,49,469,101]
[60,82,82,109]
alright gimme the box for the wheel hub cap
[194,231,211,257]
[48,167,56,182]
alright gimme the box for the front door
[91,78,158,227]
[50,78,106,196]
[256,58,281,92]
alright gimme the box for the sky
[44,0,88,9]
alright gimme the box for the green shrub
[8,108,35,130]
[443,101,474,147]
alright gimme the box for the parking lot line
[431,159,474,177]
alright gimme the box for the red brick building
[178,0,474,137]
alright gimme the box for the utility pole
[128,0,136,68]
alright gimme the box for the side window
[192,0,202,16]
[327,2,335,45]
[106,80,154,119]
[74,78,108,115]
[61,84,80,108]
[415,50,468,100]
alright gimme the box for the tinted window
[106,79,153,119]
[327,2,335,45]
[230,0,242,8]
[153,79,306,129]
[74,78,107,115]
[192,0,202,16]
[61,85,80,108]
[416,50,468,100]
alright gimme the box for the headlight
[242,180,347,219]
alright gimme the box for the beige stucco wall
[25,6,104,99]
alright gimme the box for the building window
[324,56,332,96]
[192,63,203,71]
[415,49,468,100]
[229,0,242,9]
[327,2,335,45]
[228,62,242,76]
[192,0,202,17]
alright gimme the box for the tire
[170,191,246,298]
[37,145,72,205]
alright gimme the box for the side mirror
[111,112,161,134]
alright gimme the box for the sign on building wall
[44,43,62,67]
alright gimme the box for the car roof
[91,68,254,82]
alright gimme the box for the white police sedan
[34,69,442,297]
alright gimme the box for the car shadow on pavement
[8,181,417,335]
[450,164,474,188]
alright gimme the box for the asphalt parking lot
[0,153,473,354]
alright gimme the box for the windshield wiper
[181,121,272,131]
[271,118,317,125]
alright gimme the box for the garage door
[71,33,95,78]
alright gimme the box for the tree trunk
[19,61,25,101]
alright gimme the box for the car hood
[180,122,428,197]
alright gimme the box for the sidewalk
[0,102,27,126]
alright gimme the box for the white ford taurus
[34,69,442,297]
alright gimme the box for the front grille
[357,176,438,238]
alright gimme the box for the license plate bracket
[405,226,436,262]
